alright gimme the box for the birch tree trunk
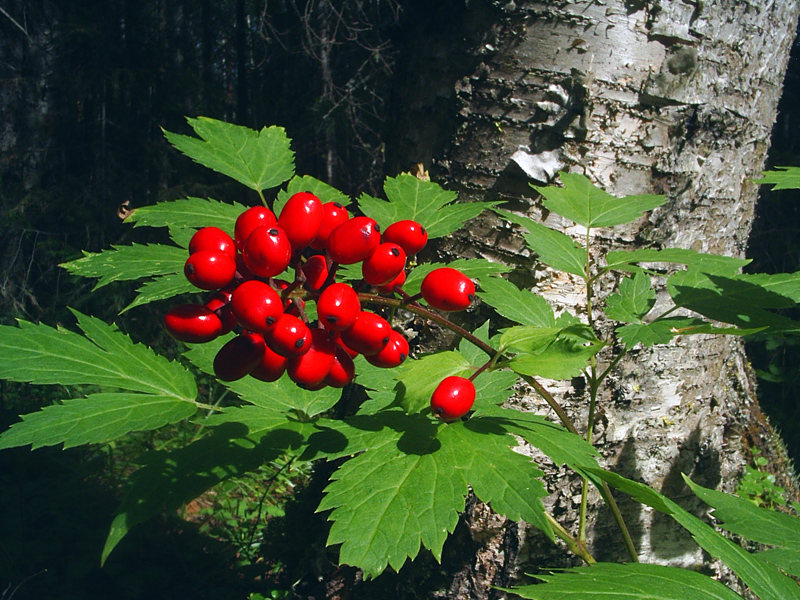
[357,1,800,598]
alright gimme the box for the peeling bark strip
[379,1,800,598]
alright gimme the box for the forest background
[1,1,800,599]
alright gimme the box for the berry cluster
[164,191,478,419]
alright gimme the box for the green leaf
[120,273,201,313]
[617,317,764,350]
[604,270,655,323]
[61,244,187,289]
[495,209,585,277]
[0,311,197,450]
[352,355,401,414]
[501,324,604,380]
[604,248,750,276]
[533,171,666,228]
[458,320,495,366]
[506,562,743,600]
[163,117,294,191]
[128,197,247,234]
[591,469,800,600]
[394,351,471,413]
[755,166,800,190]
[358,174,495,239]
[274,175,352,215]
[403,259,511,297]
[478,277,556,327]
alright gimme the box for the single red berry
[164,304,223,343]
[278,191,324,250]
[302,254,329,291]
[377,269,406,295]
[234,206,277,251]
[189,226,236,259]
[366,329,409,368]
[250,344,289,382]
[362,242,407,286]
[242,226,293,278]
[324,345,356,388]
[184,250,237,290]
[420,267,476,311]
[311,202,350,251]
[213,331,267,382]
[383,220,428,255]
[265,313,312,357]
[326,216,381,264]
[317,283,361,331]
[230,280,284,333]
[340,311,392,356]
[431,376,476,421]
[204,289,238,334]
[287,328,336,388]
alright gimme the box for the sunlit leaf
[478,277,556,327]
[604,270,656,324]
[128,197,247,234]
[274,175,352,215]
[61,244,187,289]
[755,166,800,191]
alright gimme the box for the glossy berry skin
[378,269,406,295]
[184,250,237,290]
[213,331,266,382]
[234,206,277,251]
[250,344,288,382]
[362,243,406,286]
[287,329,336,388]
[430,376,475,421]
[382,220,427,255]
[311,202,349,251]
[189,227,236,259]
[204,290,237,334]
[340,311,392,356]
[302,254,329,291]
[326,216,381,264]
[324,346,356,388]
[420,267,476,312]
[230,280,284,333]
[317,283,361,331]
[278,191,323,250]
[265,313,312,357]
[242,226,292,278]
[164,304,223,343]
[366,329,409,368]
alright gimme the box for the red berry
[234,206,277,251]
[184,250,237,290]
[420,267,475,311]
[278,191,324,250]
[164,304,223,343]
[362,243,407,286]
[366,329,409,368]
[287,328,336,388]
[302,255,329,291]
[340,311,392,356]
[265,313,312,357]
[189,226,236,259]
[334,334,359,359]
[230,280,284,333]
[204,289,238,334]
[324,346,356,388]
[317,283,361,331]
[311,202,350,251]
[250,344,288,382]
[242,226,293,278]
[431,376,475,421]
[383,220,428,255]
[326,217,381,264]
[378,269,406,295]
[213,331,267,382]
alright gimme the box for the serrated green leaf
[471,370,519,410]
[478,277,556,327]
[163,117,294,191]
[61,243,187,289]
[500,326,562,354]
[502,325,604,380]
[604,248,750,276]
[495,209,585,277]
[591,469,800,600]
[604,270,655,324]
[533,171,666,229]
[128,197,247,234]
[0,393,197,450]
[274,175,352,215]
[352,355,401,414]
[358,174,495,239]
[394,351,471,413]
[506,562,743,600]
[617,317,764,350]
[403,259,511,296]
[755,166,800,190]
[120,273,202,313]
